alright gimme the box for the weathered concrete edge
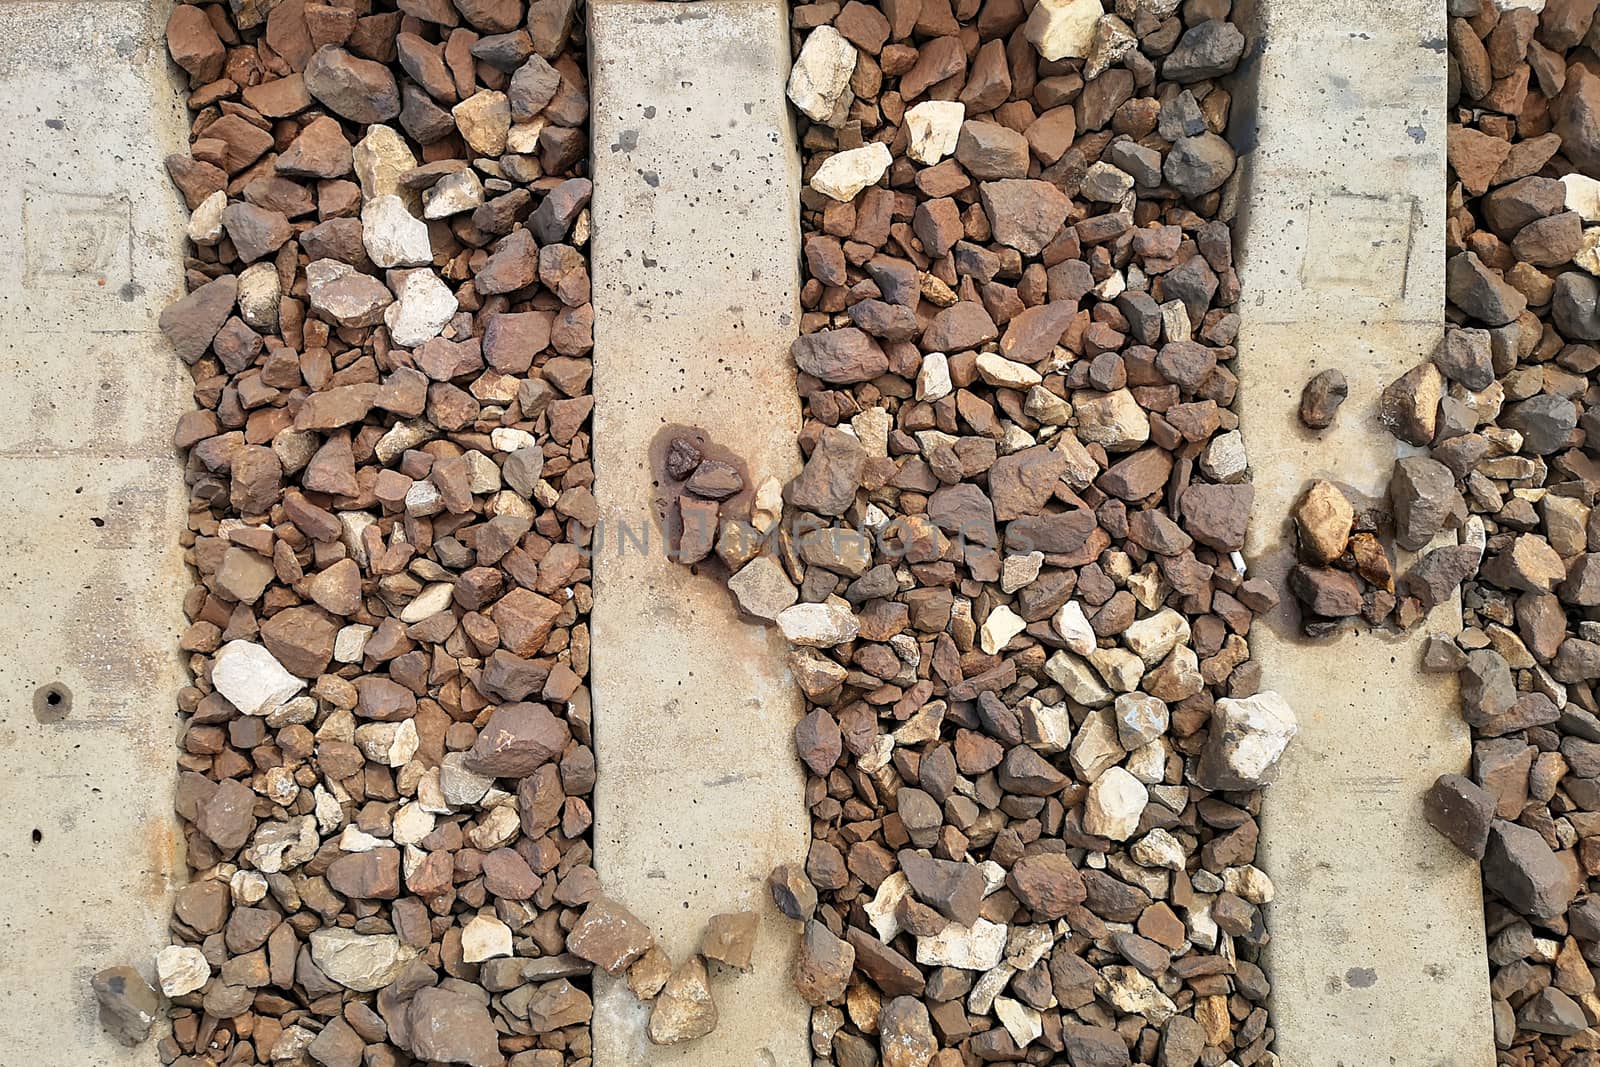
[585,0,811,1063]
[1223,0,1496,1063]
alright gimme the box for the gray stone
[1164,133,1236,198]
[1482,819,1579,920]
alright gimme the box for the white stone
[401,581,455,623]
[423,168,485,219]
[967,964,1018,1015]
[491,427,538,453]
[1074,387,1149,451]
[1001,551,1044,593]
[1069,708,1124,782]
[384,269,458,347]
[810,142,892,201]
[1113,692,1169,749]
[976,351,1044,389]
[506,118,546,154]
[354,125,418,203]
[362,194,432,268]
[243,816,320,874]
[1018,697,1072,753]
[1083,766,1148,840]
[728,555,799,621]
[441,751,495,808]
[917,351,953,401]
[338,826,386,852]
[1026,0,1105,60]
[1045,650,1112,707]
[1564,174,1600,221]
[1004,925,1054,970]
[916,918,1009,970]
[212,640,304,714]
[752,476,784,533]
[463,451,500,492]
[786,26,857,126]
[1196,691,1300,790]
[905,101,965,165]
[236,261,282,331]
[1052,600,1097,655]
[314,786,345,833]
[777,599,860,647]
[865,871,912,942]
[980,604,1027,654]
[334,624,373,664]
[994,997,1043,1048]
[1223,864,1276,904]
[852,406,892,456]
[467,803,521,850]
[1160,299,1191,342]
[188,190,226,245]
[354,718,419,768]
[1098,964,1176,1023]
[1123,608,1190,664]
[893,699,947,746]
[1090,645,1144,692]
[1491,0,1543,11]
[156,944,211,997]
[404,478,444,517]
[310,929,417,992]
[461,913,513,963]
[1131,827,1187,870]
[1199,429,1249,483]
[1025,385,1071,426]
[1576,228,1600,276]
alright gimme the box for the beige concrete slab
[0,1,190,1061]
[587,1,809,1063]
[1229,1,1495,1064]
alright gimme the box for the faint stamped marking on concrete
[1299,192,1416,300]
[23,187,132,288]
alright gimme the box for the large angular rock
[304,46,401,124]
[462,702,570,776]
[1446,251,1527,325]
[1482,819,1579,920]
[309,929,416,992]
[1390,456,1457,551]
[407,986,503,1066]
[787,25,857,126]
[648,956,718,1045]
[1424,773,1496,860]
[211,639,304,715]
[1025,0,1104,61]
[793,920,854,1005]
[1196,692,1298,790]
[160,274,238,364]
[566,897,654,975]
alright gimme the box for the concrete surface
[0,2,190,1062]
[587,2,810,1063]
[1228,1,1495,1064]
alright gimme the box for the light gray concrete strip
[587,1,809,1063]
[0,2,189,1062]
[1229,1,1495,1064]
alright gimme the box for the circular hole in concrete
[34,683,71,722]
[31,829,42,844]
